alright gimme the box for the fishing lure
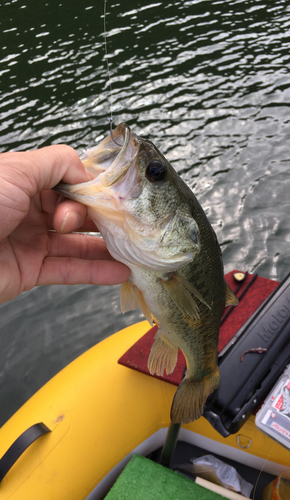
[240,347,268,362]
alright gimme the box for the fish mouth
[80,123,139,187]
[53,122,141,210]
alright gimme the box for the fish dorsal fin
[160,273,211,321]
[120,281,153,325]
[148,331,178,376]
[225,282,239,307]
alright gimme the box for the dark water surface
[1,0,290,426]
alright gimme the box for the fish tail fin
[170,366,220,424]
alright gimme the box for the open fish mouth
[54,123,143,219]
[80,123,140,187]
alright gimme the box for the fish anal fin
[148,331,178,377]
[225,283,239,307]
[170,365,220,424]
[160,275,200,321]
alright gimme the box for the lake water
[1,0,290,426]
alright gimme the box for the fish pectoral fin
[120,281,153,325]
[161,276,199,320]
[120,281,140,313]
[173,273,211,310]
[160,273,210,321]
[148,331,178,377]
[170,366,220,424]
[136,288,154,326]
[225,282,239,307]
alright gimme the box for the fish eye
[146,161,166,182]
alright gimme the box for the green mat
[105,454,227,500]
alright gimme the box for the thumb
[0,145,91,197]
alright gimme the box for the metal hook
[110,119,122,147]
[237,434,252,449]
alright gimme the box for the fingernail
[61,212,81,233]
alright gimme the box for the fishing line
[252,441,278,499]
[103,0,122,147]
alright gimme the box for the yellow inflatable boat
[0,318,289,500]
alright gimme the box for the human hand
[0,145,130,304]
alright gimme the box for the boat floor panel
[148,440,275,500]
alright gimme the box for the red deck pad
[118,271,279,386]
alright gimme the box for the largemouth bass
[54,123,237,424]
